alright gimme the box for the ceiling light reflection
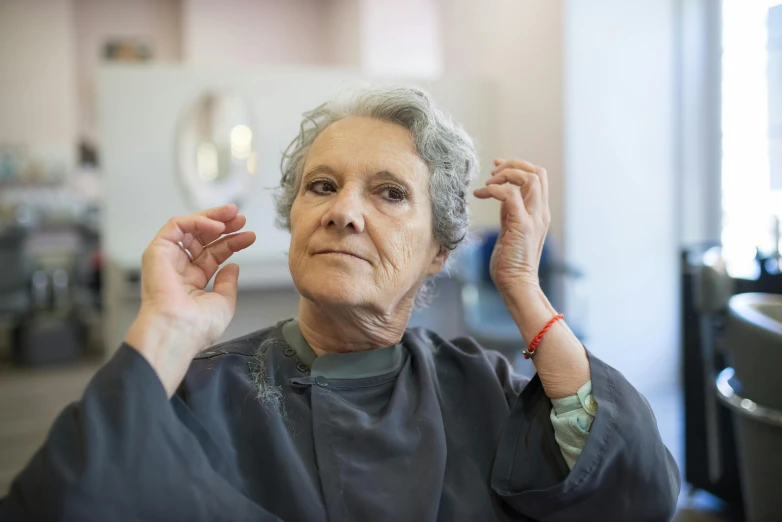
[230,125,253,160]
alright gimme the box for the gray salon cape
[0,319,679,521]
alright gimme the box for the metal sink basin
[717,293,782,521]
[731,292,782,333]
[724,293,782,409]
[755,302,782,324]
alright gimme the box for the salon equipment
[682,245,782,513]
[717,293,782,522]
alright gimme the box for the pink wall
[0,0,77,159]
[359,0,442,77]
[73,0,182,145]
[183,0,331,66]
[440,0,565,248]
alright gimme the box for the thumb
[213,263,240,304]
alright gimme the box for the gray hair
[248,338,288,421]
[275,85,478,307]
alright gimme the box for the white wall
[564,0,680,389]
[678,0,722,245]
[183,0,330,66]
[0,0,77,161]
[73,0,182,146]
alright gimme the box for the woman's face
[288,116,447,313]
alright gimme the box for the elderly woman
[1,87,679,522]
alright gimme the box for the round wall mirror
[176,92,256,210]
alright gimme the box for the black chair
[0,225,31,359]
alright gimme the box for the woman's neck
[297,298,411,356]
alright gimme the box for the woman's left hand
[474,158,590,398]
[473,158,551,296]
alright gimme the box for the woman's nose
[321,189,365,233]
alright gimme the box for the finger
[473,184,528,219]
[157,215,226,245]
[492,158,537,175]
[491,160,549,207]
[493,158,506,167]
[485,168,538,187]
[195,205,244,245]
[180,232,205,261]
[212,263,240,305]
[199,203,239,222]
[485,168,544,215]
[536,166,549,206]
[205,231,257,265]
[221,214,247,235]
[187,214,248,257]
[189,231,256,282]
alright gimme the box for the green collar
[281,319,405,379]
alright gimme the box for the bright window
[721,0,782,278]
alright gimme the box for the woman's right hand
[125,204,256,396]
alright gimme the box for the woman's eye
[307,179,337,195]
[381,186,407,202]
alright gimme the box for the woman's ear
[426,247,450,276]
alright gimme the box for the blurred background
[1,0,781,520]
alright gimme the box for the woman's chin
[295,276,368,308]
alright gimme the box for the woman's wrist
[500,283,591,399]
[125,310,205,397]
[499,283,556,332]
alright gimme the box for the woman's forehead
[306,117,428,181]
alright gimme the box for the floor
[0,358,740,521]
[0,359,100,493]
[644,389,739,522]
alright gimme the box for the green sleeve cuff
[551,380,597,415]
[549,380,597,469]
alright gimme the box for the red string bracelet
[522,314,565,359]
